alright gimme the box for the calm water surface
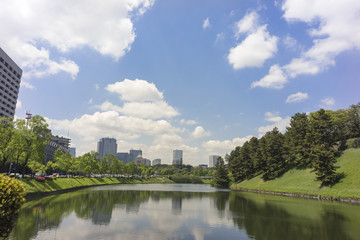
[9,184,360,240]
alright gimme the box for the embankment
[231,148,360,203]
[20,177,174,199]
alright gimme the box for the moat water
[9,184,360,240]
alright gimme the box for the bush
[0,174,26,238]
[170,174,204,183]
[346,138,360,149]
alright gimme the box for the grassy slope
[232,148,360,198]
[19,177,174,194]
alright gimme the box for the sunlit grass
[19,177,174,194]
[232,148,360,198]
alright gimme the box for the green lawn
[232,148,360,198]
[19,177,174,194]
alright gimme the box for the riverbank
[20,177,174,199]
[231,148,360,203]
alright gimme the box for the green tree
[79,151,99,176]
[307,109,339,184]
[27,160,44,175]
[13,116,51,175]
[307,109,335,148]
[0,117,15,171]
[345,103,360,138]
[99,154,115,175]
[55,149,73,174]
[285,113,310,167]
[111,159,125,176]
[253,136,266,174]
[310,145,338,185]
[226,146,243,182]
[125,162,138,175]
[213,157,230,188]
[262,128,286,181]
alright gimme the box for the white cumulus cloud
[202,136,253,156]
[320,97,335,109]
[251,65,287,89]
[235,11,260,36]
[191,126,211,139]
[286,92,309,103]
[202,17,211,29]
[257,112,291,135]
[180,119,197,125]
[102,79,179,119]
[106,79,164,102]
[0,0,154,81]
[256,0,360,89]
[16,100,22,110]
[228,11,278,69]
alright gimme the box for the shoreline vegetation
[19,177,174,199]
[230,148,360,203]
[19,175,213,200]
[17,146,360,204]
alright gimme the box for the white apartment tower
[0,48,22,118]
[172,150,183,165]
[209,155,220,168]
[97,137,117,158]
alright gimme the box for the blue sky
[2,0,360,165]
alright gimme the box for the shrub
[170,174,204,184]
[0,174,26,238]
[346,138,360,149]
[189,176,203,183]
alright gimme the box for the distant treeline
[0,115,215,178]
[226,103,360,186]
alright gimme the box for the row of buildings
[97,137,220,167]
[1,48,220,168]
[0,48,76,166]
[97,137,183,166]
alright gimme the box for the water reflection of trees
[9,189,358,240]
[227,192,352,240]
[10,190,211,239]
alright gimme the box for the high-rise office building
[116,152,129,163]
[45,135,71,163]
[97,137,117,158]
[69,147,76,157]
[172,150,183,165]
[152,158,161,166]
[129,149,142,162]
[209,155,220,167]
[0,48,22,118]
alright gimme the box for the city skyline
[3,0,360,165]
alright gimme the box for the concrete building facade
[97,137,117,158]
[209,155,220,168]
[116,152,129,163]
[172,150,183,165]
[134,154,151,166]
[129,149,142,162]
[45,136,71,163]
[69,147,76,157]
[152,158,161,166]
[0,48,22,118]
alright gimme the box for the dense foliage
[0,116,51,175]
[227,103,360,186]
[213,157,230,188]
[0,174,26,239]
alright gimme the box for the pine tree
[213,157,230,188]
[307,109,339,185]
[310,145,338,185]
[285,112,310,167]
[262,128,286,181]
[226,146,243,183]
